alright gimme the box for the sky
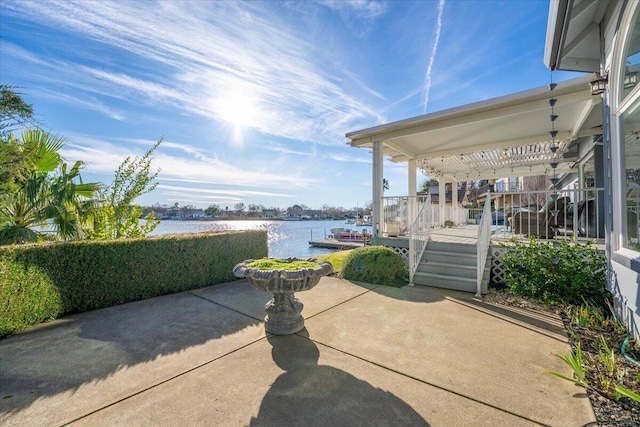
[0,0,582,211]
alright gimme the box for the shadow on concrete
[446,296,569,343]
[0,287,261,416]
[249,334,429,426]
[339,280,446,303]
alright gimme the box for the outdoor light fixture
[589,74,608,95]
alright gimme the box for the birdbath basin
[233,258,333,335]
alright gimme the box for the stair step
[412,272,489,294]
[423,250,492,266]
[423,250,475,262]
[417,261,489,278]
[427,241,477,254]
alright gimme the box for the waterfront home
[347,0,639,340]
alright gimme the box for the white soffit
[347,75,602,180]
[544,0,607,72]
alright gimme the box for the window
[623,20,640,99]
[623,103,640,249]
[617,5,640,250]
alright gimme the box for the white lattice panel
[388,246,410,265]
[491,246,510,284]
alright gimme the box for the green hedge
[341,245,407,286]
[0,230,267,337]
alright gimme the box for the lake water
[147,219,371,259]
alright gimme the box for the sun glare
[218,93,259,129]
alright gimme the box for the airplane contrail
[422,0,445,114]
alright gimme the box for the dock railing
[409,195,432,285]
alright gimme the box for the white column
[408,159,417,226]
[452,180,459,225]
[372,141,384,240]
[439,179,446,227]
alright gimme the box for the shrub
[500,238,607,307]
[341,245,406,286]
[0,230,267,337]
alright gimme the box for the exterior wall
[611,261,640,338]
[603,1,640,339]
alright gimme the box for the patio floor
[0,277,595,426]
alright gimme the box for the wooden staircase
[412,240,490,294]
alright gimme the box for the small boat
[345,218,355,224]
[330,228,372,242]
[280,215,301,221]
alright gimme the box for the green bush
[341,245,406,286]
[500,238,607,307]
[0,230,267,337]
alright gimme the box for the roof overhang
[346,75,603,181]
[544,0,609,72]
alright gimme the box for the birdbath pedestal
[233,258,333,335]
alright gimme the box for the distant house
[304,209,322,219]
[190,209,205,219]
[167,207,184,219]
[262,209,278,218]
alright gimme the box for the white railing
[409,195,432,285]
[486,187,605,242]
[476,194,492,296]
[383,195,468,235]
[383,196,429,237]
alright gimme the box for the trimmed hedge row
[0,230,267,337]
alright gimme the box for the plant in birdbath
[233,257,333,335]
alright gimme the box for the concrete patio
[0,277,595,426]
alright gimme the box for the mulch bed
[483,287,640,426]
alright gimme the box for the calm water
[147,219,371,259]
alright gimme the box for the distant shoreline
[156,217,349,222]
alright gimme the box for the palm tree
[0,129,99,244]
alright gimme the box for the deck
[378,224,605,250]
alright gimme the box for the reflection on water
[146,220,370,259]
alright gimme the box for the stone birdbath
[233,258,333,335]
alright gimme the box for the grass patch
[315,250,351,273]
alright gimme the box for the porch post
[439,179,446,227]
[452,180,459,225]
[372,140,384,240]
[594,144,606,237]
[408,159,417,226]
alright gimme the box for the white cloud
[60,133,319,190]
[317,0,388,20]
[158,185,293,199]
[2,0,385,145]
[325,153,371,163]
[37,88,127,121]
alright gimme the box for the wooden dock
[309,238,367,250]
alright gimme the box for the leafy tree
[88,140,161,239]
[0,129,99,244]
[205,204,220,217]
[0,87,35,197]
[0,85,34,140]
[234,203,245,214]
[383,178,389,191]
